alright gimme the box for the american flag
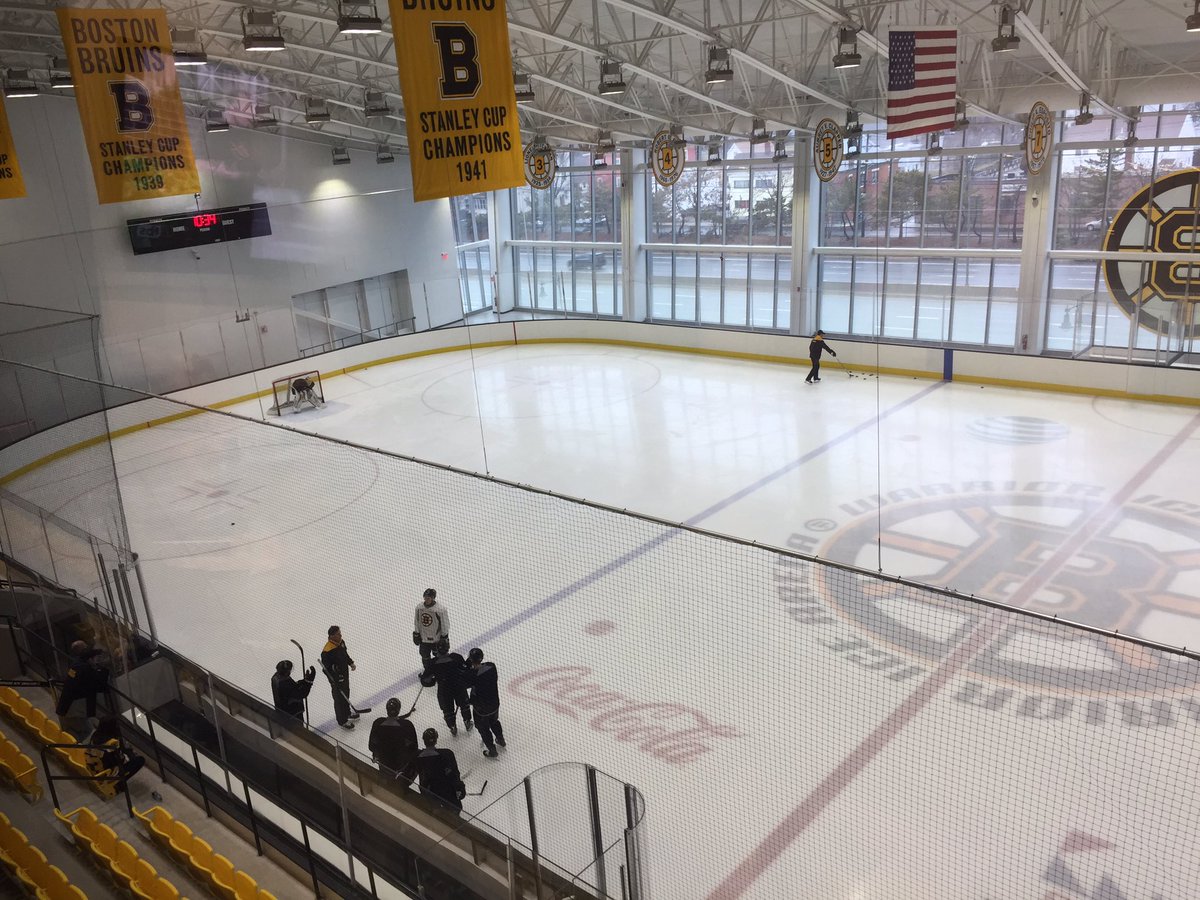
[887,28,958,140]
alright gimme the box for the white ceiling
[2,0,1197,152]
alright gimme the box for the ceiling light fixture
[204,108,229,132]
[305,97,332,123]
[772,137,789,163]
[364,89,390,118]
[337,0,383,35]
[833,27,861,69]
[927,132,943,155]
[1188,0,1200,31]
[3,69,37,98]
[992,5,1020,52]
[1074,93,1094,126]
[845,133,861,158]
[597,59,626,96]
[705,46,733,84]
[171,28,208,66]
[49,58,73,89]
[253,103,277,129]
[706,139,721,166]
[332,143,351,165]
[241,10,285,52]
[513,72,535,103]
[376,143,395,163]
[953,99,969,131]
[749,116,770,144]
[844,109,862,137]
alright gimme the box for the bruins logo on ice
[1102,168,1200,339]
[777,485,1200,700]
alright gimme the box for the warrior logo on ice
[778,482,1200,707]
[510,666,742,764]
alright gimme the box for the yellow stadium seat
[233,869,258,900]
[89,822,118,862]
[108,838,138,893]
[0,686,18,709]
[147,877,181,900]
[12,843,50,892]
[0,744,44,802]
[36,883,88,900]
[166,819,192,865]
[54,805,100,853]
[209,853,238,900]
[36,862,70,892]
[186,835,214,882]
[130,857,157,890]
[22,706,48,736]
[257,888,279,900]
[3,695,32,725]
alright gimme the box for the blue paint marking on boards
[943,349,953,381]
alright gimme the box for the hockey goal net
[268,370,325,415]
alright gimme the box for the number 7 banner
[388,0,525,202]
[57,8,199,204]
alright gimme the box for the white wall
[0,94,461,389]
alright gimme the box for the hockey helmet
[276,660,292,675]
[419,671,437,688]
[467,648,484,664]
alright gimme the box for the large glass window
[451,193,490,314]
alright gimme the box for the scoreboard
[127,203,271,255]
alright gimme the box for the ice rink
[7,341,1200,898]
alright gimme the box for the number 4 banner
[57,8,199,204]
[389,0,525,202]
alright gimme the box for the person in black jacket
[416,727,465,814]
[320,626,358,729]
[369,697,419,786]
[806,330,837,384]
[271,660,315,721]
[56,641,109,740]
[422,645,473,736]
[467,648,506,758]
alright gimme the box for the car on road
[1084,218,1109,231]
[567,251,609,269]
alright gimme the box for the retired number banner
[389,0,524,202]
[0,96,26,199]
[57,8,199,204]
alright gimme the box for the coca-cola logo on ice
[510,666,742,764]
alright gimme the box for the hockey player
[805,330,837,384]
[416,727,466,815]
[271,659,316,721]
[320,625,358,729]
[369,697,420,786]
[412,588,450,670]
[467,648,506,758]
[421,643,472,735]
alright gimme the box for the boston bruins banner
[0,95,25,199]
[388,0,524,202]
[57,8,199,204]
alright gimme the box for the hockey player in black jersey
[421,642,473,735]
[416,727,466,814]
[467,648,506,758]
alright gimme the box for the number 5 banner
[57,8,199,204]
[388,0,525,202]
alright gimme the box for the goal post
[268,370,325,415]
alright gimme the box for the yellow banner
[57,8,199,204]
[0,95,26,200]
[388,0,524,202]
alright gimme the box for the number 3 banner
[389,0,525,202]
[57,8,199,204]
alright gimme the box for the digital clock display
[127,203,271,255]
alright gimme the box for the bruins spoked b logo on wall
[812,118,842,183]
[1103,168,1200,339]
[650,129,686,187]
[523,140,555,190]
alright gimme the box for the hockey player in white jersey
[413,588,450,671]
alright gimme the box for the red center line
[709,411,1200,899]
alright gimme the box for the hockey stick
[319,661,373,716]
[401,684,425,717]
[830,357,856,379]
[289,639,310,726]
[465,779,488,797]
